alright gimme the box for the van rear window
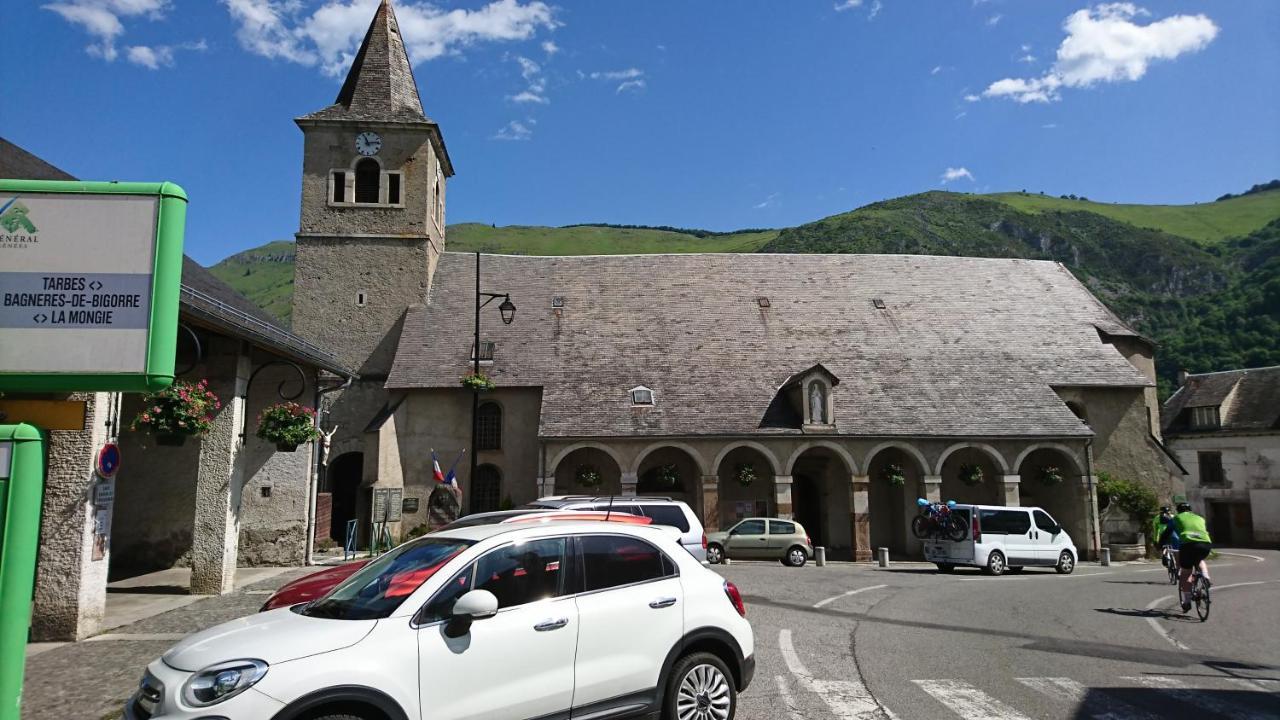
[979,509,1031,535]
[641,506,690,532]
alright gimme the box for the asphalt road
[719,549,1280,720]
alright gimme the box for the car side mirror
[444,590,498,638]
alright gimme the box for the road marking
[913,679,1033,720]
[243,589,274,595]
[1016,676,1160,720]
[778,629,894,719]
[1121,676,1274,720]
[774,675,806,720]
[1145,580,1278,650]
[1217,551,1266,562]
[813,584,888,608]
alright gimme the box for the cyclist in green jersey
[1171,502,1212,612]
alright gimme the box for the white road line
[1121,676,1273,720]
[774,675,806,720]
[1016,676,1159,720]
[1222,677,1280,694]
[1218,551,1266,562]
[913,679,1033,720]
[778,629,893,719]
[813,584,888,608]
[1145,580,1278,651]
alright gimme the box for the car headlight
[181,659,269,707]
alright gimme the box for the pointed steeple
[300,0,430,123]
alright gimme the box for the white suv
[526,496,708,563]
[126,522,754,720]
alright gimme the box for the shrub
[575,464,602,488]
[881,463,906,487]
[460,373,496,391]
[256,402,320,448]
[959,463,984,486]
[1096,472,1159,519]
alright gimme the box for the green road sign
[0,180,186,393]
[0,424,45,720]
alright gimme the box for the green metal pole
[0,423,45,720]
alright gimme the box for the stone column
[191,347,250,595]
[774,475,793,520]
[700,475,720,532]
[923,475,943,504]
[620,471,638,497]
[1002,474,1021,506]
[1081,474,1101,561]
[850,475,871,562]
[31,392,115,641]
[538,476,555,498]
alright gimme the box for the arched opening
[789,445,855,559]
[354,158,380,203]
[716,445,778,528]
[637,446,699,505]
[1016,447,1084,545]
[476,402,502,450]
[327,452,364,547]
[553,446,622,496]
[939,446,1005,506]
[866,445,927,558]
[471,464,502,514]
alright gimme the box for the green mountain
[208,188,1280,394]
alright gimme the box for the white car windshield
[303,537,474,620]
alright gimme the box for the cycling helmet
[1176,502,1192,513]
[946,500,957,507]
[1159,506,1171,513]
[917,498,929,507]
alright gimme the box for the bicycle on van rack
[911,499,968,541]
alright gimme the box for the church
[297,0,1184,560]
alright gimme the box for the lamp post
[471,252,515,513]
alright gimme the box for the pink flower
[153,406,162,413]
[141,414,151,422]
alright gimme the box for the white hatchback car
[126,522,754,720]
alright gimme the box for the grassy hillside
[207,240,296,324]
[985,190,1280,244]
[447,223,777,254]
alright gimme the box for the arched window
[472,465,502,514]
[477,402,502,450]
[355,158,380,203]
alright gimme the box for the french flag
[431,450,446,484]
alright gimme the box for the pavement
[18,550,1279,719]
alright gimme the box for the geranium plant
[130,379,220,445]
[735,462,757,487]
[256,402,320,451]
[460,372,496,392]
[655,463,681,488]
[575,464,602,488]
[959,463,984,486]
[1039,465,1064,485]
[881,463,906,487]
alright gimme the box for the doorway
[327,452,364,543]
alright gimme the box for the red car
[260,509,651,611]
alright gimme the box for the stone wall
[1056,386,1183,502]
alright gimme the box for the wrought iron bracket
[174,322,205,377]
[239,359,308,443]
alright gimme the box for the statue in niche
[809,382,828,424]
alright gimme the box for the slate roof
[0,137,75,181]
[387,252,1152,439]
[1162,366,1280,435]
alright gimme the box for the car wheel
[706,544,724,565]
[785,546,807,567]
[665,651,736,720]
[1008,566,1025,574]
[1055,550,1075,574]
[983,551,1006,576]
[935,563,955,574]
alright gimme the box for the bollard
[1100,547,1111,567]
[815,547,826,566]
[722,557,731,566]
[877,547,889,567]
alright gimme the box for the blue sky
[4,1,1278,265]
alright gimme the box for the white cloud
[125,38,206,69]
[955,111,967,120]
[43,0,169,62]
[223,0,558,76]
[754,192,781,209]
[1042,123,1058,128]
[868,0,882,20]
[590,68,643,80]
[541,39,558,55]
[940,167,975,184]
[982,3,1218,103]
[1018,53,1037,63]
[506,54,549,102]
[987,14,1003,26]
[833,0,862,12]
[963,93,981,102]
[492,119,533,141]
[616,78,645,94]
[931,65,943,75]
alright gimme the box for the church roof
[1162,366,1280,435]
[298,0,431,125]
[386,252,1153,439]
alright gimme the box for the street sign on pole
[0,180,187,393]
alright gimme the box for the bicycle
[1162,546,1178,585]
[1189,567,1211,622]
[911,499,968,541]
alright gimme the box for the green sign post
[0,424,45,720]
[0,180,187,393]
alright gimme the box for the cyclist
[1169,502,1212,613]
[1153,506,1177,569]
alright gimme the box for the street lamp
[471,252,515,513]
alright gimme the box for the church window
[473,340,495,362]
[477,403,502,450]
[355,158,380,203]
[388,173,401,205]
[434,179,442,222]
[630,386,655,405]
[331,172,346,203]
[356,291,368,307]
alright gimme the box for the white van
[921,504,1077,575]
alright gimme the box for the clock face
[355,131,382,156]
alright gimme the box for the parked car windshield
[302,538,474,620]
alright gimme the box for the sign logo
[0,197,37,234]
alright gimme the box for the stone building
[1163,366,1280,547]
[291,0,1184,561]
[0,138,354,640]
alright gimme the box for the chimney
[1176,368,1189,386]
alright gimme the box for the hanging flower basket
[1039,465,1064,485]
[881,463,906,487]
[460,373,496,392]
[959,463,984,486]
[256,402,320,452]
[575,464,602,489]
[655,463,681,489]
[130,379,220,444]
[735,462,757,487]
